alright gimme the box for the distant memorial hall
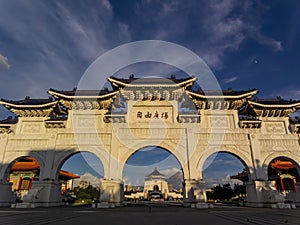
[0,75,300,208]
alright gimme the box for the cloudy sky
[1,1,299,101]
[1,1,300,186]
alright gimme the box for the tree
[233,183,246,197]
[210,183,234,201]
[74,185,100,201]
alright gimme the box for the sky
[1,0,300,186]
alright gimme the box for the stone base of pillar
[0,181,14,207]
[16,180,63,208]
[182,179,207,208]
[286,183,300,207]
[99,179,124,207]
[245,180,284,208]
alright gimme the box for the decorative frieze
[56,133,111,145]
[45,121,66,129]
[6,139,48,150]
[21,123,43,134]
[198,133,248,142]
[73,116,96,128]
[117,128,184,138]
[0,125,14,134]
[239,120,262,129]
[177,114,200,123]
[59,99,114,110]
[103,114,126,123]
[293,124,300,134]
[202,114,235,129]
[259,139,299,150]
[264,122,285,134]
[192,99,246,110]
[119,89,184,101]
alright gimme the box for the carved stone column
[245,180,284,207]
[98,179,124,208]
[0,181,14,207]
[182,179,207,207]
[17,180,62,208]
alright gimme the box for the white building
[144,168,170,200]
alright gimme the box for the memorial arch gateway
[0,75,300,208]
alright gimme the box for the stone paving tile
[0,205,299,225]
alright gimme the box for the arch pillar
[182,179,207,207]
[97,153,124,207]
[294,183,300,207]
[0,181,14,207]
[0,163,14,207]
[183,157,207,207]
[252,154,300,207]
[245,180,284,207]
[18,180,62,208]
[97,133,124,208]
[98,179,124,208]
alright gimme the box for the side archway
[263,153,300,181]
[1,152,45,181]
[197,147,253,180]
[53,150,106,181]
[2,155,43,202]
[52,150,106,204]
[263,154,300,194]
[52,148,109,181]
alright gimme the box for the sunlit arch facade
[0,76,299,208]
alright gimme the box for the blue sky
[0,0,299,102]
[1,1,300,186]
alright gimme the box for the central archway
[122,146,184,201]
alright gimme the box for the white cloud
[75,172,102,187]
[223,76,238,84]
[160,167,181,178]
[270,88,300,101]
[0,1,132,98]
[123,176,132,185]
[288,89,300,99]
[253,33,283,51]
[135,0,284,70]
[0,54,10,72]
[115,62,181,78]
[205,174,243,188]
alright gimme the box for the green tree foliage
[233,183,246,197]
[74,185,100,201]
[209,183,234,201]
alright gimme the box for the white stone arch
[196,146,253,180]
[262,152,300,181]
[118,141,188,182]
[0,151,45,181]
[52,147,109,181]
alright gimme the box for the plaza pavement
[0,204,299,225]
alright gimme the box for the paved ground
[0,204,300,225]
